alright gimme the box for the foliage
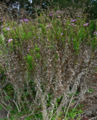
[65,105,83,120]
[0,10,97,120]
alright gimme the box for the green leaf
[0,105,3,110]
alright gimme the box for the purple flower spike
[83,23,89,27]
[71,19,76,23]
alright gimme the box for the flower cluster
[20,18,29,23]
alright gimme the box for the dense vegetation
[2,0,97,19]
[0,1,97,120]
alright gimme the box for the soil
[79,70,97,119]
[0,109,8,119]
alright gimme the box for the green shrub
[0,11,96,120]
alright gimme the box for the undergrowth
[0,10,97,120]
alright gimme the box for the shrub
[0,11,97,119]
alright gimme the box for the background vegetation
[0,0,97,120]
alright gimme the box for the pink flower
[8,39,13,43]
[6,27,10,31]
[78,15,81,18]
[71,23,76,26]
[83,23,89,27]
[23,18,29,22]
[71,19,76,23]
[49,13,53,17]
[20,18,29,23]
[94,31,97,35]
[57,16,61,18]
